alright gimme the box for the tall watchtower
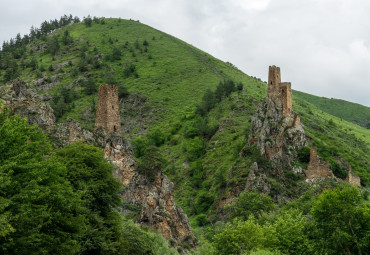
[95,84,121,134]
[267,65,281,97]
[267,65,292,115]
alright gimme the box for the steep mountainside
[293,90,370,129]
[1,17,369,229]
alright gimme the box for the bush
[329,159,348,179]
[298,146,310,163]
[137,146,164,182]
[148,129,165,147]
[131,137,147,158]
[185,137,205,161]
[194,214,210,226]
[195,190,215,213]
[225,191,276,220]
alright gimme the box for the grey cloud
[0,0,369,106]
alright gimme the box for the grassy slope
[293,90,370,129]
[1,18,369,221]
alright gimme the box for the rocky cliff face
[249,97,307,172]
[0,78,56,131]
[105,134,196,248]
[0,79,196,249]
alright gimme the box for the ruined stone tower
[95,84,121,134]
[267,65,292,115]
[267,65,281,97]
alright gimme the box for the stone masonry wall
[280,82,292,115]
[267,65,281,97]
[95,84,121,134]
[306,147,333,179]
[267,65,292,116]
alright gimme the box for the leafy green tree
[148,128,165,146]
[4,59,19,81]
[225,191,276,220]
[199,89,216,115]
[132,137,147,158]
[212,217,267,255]
[195,190,215,214]
[272,209,311,254]
[47,35,60,56]
[28,57,38,70]
[81,78,97,95]
[0,110,85,254]
[311,187,370,254]
[298,146,310,163]
[84,15,92,27]
[138,146,164,182]
[62,30,73,45]
[54,143,123,254]
[329,159,348,179]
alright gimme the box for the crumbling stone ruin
[268,66,292,116]
[305,147,333,179]
[95,84,121,134]
[249,65,306,170]
[306,148,361,186]
[346,169,361,187]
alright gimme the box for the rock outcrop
[0,79,196,249]
[249,66,306,171]
[249,96,306,171]
[105,134,196,248]
[0,78,56,131]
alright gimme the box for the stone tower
[95,84,121,134]
[267,65,292,115]
[280,82,292,115]
[267,65,281,97]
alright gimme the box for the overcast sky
[1,0,369,106]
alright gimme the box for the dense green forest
[0,15,369,254]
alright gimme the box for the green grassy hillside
[1,17,369,221]
[293,90,370,129]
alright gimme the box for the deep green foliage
[311,187,370,254]
[148,128,165,146]
[0,108,176,254]
[329,159,348,179]
[84,15,93,27]
[138,146,164,182]
[225,191,276,220]
[298,146,311,163]
[47,35,60,56]
[0,109,84,254]
[195,190,215,214]
[81,78,97,95]
[132,137,147,158]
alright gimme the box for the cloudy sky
[1,0,370,106]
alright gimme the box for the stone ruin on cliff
[94,84,196,248]
[249,65,306,171]
[306,147,361,186]
[267,65,293,116]
[95,84,121,134]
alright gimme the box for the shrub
[137,146,164,182]
[298,146,310,163]
[329,159,348,179]
[225,191,276,220]
[194,214,210,226]
[148,129,165,147]
[195,190,215,213]
[185,137,205,161]
[131,137,147,158]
